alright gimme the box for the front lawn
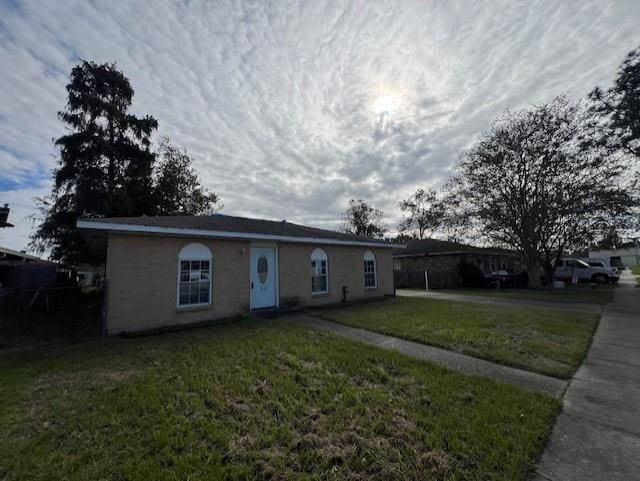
[441,284,615,305]
[315,297,598,378]
[0,320,559,481]
[632,266,640,285]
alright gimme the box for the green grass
[439,285,615,305]
[632,266,640,286]
[0,319,559,481]
[315,297,598,379]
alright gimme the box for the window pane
[365,273,376,287]
[179,283,189,305]
[312,275,327,293]
[199,282,210,303]
[189,284,199,304]
[179,257,212,306]
[179,292,189,305]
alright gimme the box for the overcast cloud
[1,0,639,251]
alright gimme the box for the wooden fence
[0,286,104,344]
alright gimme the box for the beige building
[78,215,398,335]
[588,243,640,268]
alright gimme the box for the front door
[250,246,277,309]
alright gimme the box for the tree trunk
[524,255,543,288]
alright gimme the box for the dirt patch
[419,450,456,474]
[226,434,257,461]
[230,400,252,417]
[31,368,134,397]
[391,409,417,433]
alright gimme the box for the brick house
[77,214,399,335]
[393,238,519,289]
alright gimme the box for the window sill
[311,292,330,298]
[176,303,212,313]
[365,286,378,291]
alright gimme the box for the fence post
[424,270,429,291]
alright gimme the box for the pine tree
[31,61,158,264]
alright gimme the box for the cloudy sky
[1,0,639,251]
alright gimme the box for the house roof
[77,214,402,249]
[0,246,55,264]
[393,238,516,257]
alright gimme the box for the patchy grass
[441,285,615,305]
[0,320,559,481]
[315,297,598,378]
[632,266,640,286]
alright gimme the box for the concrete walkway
[534,270,640,480]
[397,289,603,314]
[293,314,567,398]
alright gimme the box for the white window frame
[177,243,212,308]
[364,250,377,289]
[310,248,329,295]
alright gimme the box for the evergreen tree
[590,46,640,158]
[31,61,158,264]
[154,137,221,215]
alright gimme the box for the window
[566,259,588,269]
[178,243,212,307]
[311,248,328,294]
[364,250,377,288]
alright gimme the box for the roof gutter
[77,220,404,249]
[394,250,516,258]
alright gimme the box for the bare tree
[448,96,637,287]
[342,199,387,238]
[398,187,444,239]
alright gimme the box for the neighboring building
[588,242,640,268]
[77,214,399,335]
[393,238,519,289]
[0,246,58,289]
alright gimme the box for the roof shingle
[394,238,516,256]
[78,214,399,247]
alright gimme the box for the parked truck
[554,258,620,284]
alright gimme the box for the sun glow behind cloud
[372,90,404,117]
